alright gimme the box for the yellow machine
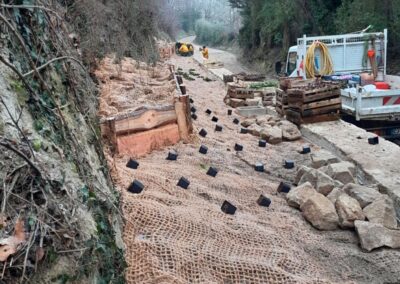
[175,42,194,57]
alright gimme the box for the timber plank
[302,97,341,111]
[114,107,177,135]
[302,104,342,117]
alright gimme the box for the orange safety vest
[202,48,209,59]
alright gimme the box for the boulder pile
[238,116,301,144]
[224,83,275,108]
[286,150,399,252]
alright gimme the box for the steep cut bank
[0,2,126,283]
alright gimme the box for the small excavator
[175,42,194,57]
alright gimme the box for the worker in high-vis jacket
[188,44,194,55]
[201,46,209,61]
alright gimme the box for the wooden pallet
[286,108,340,125]
[279,77,314,91]
[287,86,341,104]
[236,73,266,81]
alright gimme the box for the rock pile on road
[239,116,301,144]
[286,150,399,252]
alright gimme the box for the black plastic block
[191,113,198,120]
[259,140,267,148]
[206,167,218,177]
[126,159,139,169]
[221,201,236,215]
[212,116,219,122]
[227,109,232,115]
[190,98,194,103]
[215,124,223,132]
[177,177,190,189]
[191,106,197,113]
[199,129,207,137]
[167,150,178,161]
[301,145,311,154]
[128,180,144,194]
[240,128,248,134]
[257,195,271,207]
[277,182,291,193]
[199,145,208,154]
[255,162,264,172]
[233,118,240,125]
[368,136,379,145]
[234,143,243,151]
[284,160,295,169]
[206,109,212,115]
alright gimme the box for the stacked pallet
[276,77,315,116]
[223,73,266,84]
[275,88,287,116]
[286,81,342,125]
[224,83,275,108]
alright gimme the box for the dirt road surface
[111,53,400,283]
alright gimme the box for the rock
[335,194,365,228]
[311,150,340,169]
[316,171,335,196]
[245,98,262,106]
[326,162,355,184]
[294,166,313,185]
[241,118,256,128]
[286,182,317,209]
[299,169,318,186]
[327,188,343,204]
[278,120,302,141]
[334,180,344,189]
[355,221,400,252]
[300,193,339,230]
[298,169,335,196]
[260,126,282,145]
[363,196,398,229]
[256,115,274,127]
[343,183,382,208]
[229,98,246,108]
[247,124,263,136]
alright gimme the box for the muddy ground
[104,54,400,283]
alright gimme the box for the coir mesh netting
[115,145,400,284]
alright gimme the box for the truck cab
[285,30,387,80]
[286,46,298,77]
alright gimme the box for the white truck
[284,29,400,142]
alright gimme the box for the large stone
[363,196,398,229]
[294,166,313,185]
[316,171,335,196]
[326,162,355,184]
[343,183,382,208]
[335,194,365,228]
[310,150,340,169]
[299,169,318,186]
[229,98,246,108]
[286,182,317,209]
[260,126,282,145]
[355,221,400,252]
[245,98,262,107]
[300,193,339,230]
[241,118,256,128]
[247,124,263,136]
[327,188,343,204]
[298,169,335,196]
[278,120,302,141]
[256,115,274,127]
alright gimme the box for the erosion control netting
[115,146,400,284]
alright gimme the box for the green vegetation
[249,81,278,89]
[229,0,400,72]
[195,19,234,46]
